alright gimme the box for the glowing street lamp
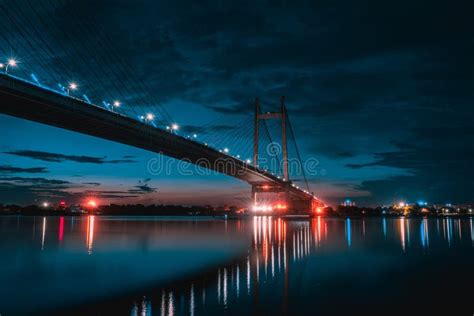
[66,82,78,95]
[110,101,121,112]
[5,59,17,74]
[146,113,154,121]
[223,148,229,154]
[171,123,179,131]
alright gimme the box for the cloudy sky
[0,0,472,206]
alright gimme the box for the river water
[0,216,473,315]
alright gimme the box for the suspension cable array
[0,2,314,198]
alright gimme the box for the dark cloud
[129,186,155,193]
[76,189,141,199]
[0,177,151,204]
[204,104,253,116]
[0,183,74,204]
[82,182,101,186]
[345,131,474,204]
[335,152,356,159]
[0,165,48,174]
[1,0,472,205]
[129,178,157,194]
[4,150,137,164]
[95,194,141,199]
[354,174,472,206]
[0,176,74,204]
[0,177,71,185]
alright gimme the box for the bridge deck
[0,74,316,201]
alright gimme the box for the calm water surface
[1,216,473,315]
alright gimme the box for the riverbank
[1,211,472,219]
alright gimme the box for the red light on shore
[59,201,66,206]
[316,207,323,214]
[87,200,97,208]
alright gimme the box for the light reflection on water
[126,216,474,316]
[0,215,473,315]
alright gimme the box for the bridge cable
[286,113,311,192]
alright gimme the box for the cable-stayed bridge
[0,73,322,213]
[0,0,324,213]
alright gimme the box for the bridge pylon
[252,96,293,212]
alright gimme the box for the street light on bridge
[146,113,154,121]
[113,100,121,107]
[66,82,78,95]
[4,59,17,74]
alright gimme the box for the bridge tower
[252,96,291,210]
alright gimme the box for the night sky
[0,0,472,206]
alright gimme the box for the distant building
[56,201,68,211]
[70,205,87,214]
[342,199,356,207]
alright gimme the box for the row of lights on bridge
[2,58,257,164]
[1,57,251,158]
[2,57,313,195]
[1,58,184,132]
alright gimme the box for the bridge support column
[251,185,257,205]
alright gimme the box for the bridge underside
[0,75,321,213]
[251,183,322,214]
